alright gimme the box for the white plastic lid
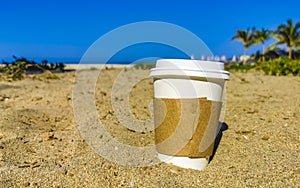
[150,59,230,80]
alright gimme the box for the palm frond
[295,21,300,30]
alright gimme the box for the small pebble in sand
[262,135,270,141]
[0,132,4,139]
[44,132,56,141]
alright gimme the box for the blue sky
[0,0,299,63]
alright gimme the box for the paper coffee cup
[150,59,229,170]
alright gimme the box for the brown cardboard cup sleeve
[154,98,222,158]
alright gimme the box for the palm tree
[272,19,300,59]
[232,27,255,64]
[254,28,271,61]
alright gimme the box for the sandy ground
[0,68,299,187]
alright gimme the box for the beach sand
[0,68,299,187]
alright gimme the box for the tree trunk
[288,47,292,59]
[262,44,265,62]
[243,47,247,65]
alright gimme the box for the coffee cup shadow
[209,122,229,162]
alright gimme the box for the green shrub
[1,61,27,80]
[0,57,66,80]
[257,57,300,76]
[225,63,256,72]
[225,57,300,76]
